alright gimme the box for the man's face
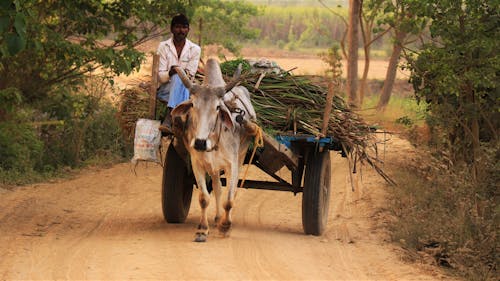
[171,24,189,42]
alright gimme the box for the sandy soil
[0,137,450,280]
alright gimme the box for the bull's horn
[174,67,193,89]
[224,63,242,92]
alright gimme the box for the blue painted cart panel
[275,135,343,151]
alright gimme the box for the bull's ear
[171,100,193,118]
[219,104,234,130]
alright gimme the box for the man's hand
[168,66,179,77]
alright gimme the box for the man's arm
[157,43,171,84]
[185,45,201,77]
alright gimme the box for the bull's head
[171,58,241,152]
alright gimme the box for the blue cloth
[156,74,190,108]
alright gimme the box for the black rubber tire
[302,149,331,235]
[162,142,193,223]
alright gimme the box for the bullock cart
[152,77,342,236]
[147,55,347,236]
[161,131,343,236]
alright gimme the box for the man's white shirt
[157,38,201,84]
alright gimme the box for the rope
[239,125,264,189]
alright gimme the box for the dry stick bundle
[240,73,396,186]
[117,87,151,142]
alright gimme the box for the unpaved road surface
[0,138,448,280]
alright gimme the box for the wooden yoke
[149,54,160,120]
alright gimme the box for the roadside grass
[353,89,497,280]
[357,92,432,146]
[387,153,498,281]
[364,90,498,281]
[360,93,427,129]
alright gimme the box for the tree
[375,0,427,111]
[318,0,349,59]
[346,0,361,108]
[0,0,187,103]
[359,0,391,105]
[408,0,499,175]
[319,0,391,107]
[190,0,259,55]
[0,0,259,105]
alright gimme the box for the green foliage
[363,91,427,123]
[0,0,261,102]
[392,2,499,279]
[407,0,499,162]
[191,0,259,54]
[395,115,414,127]
[0,0,27,57]
[37,76,128,169]
[0,77,128,186]
[0,1,263,186]
[248,6,349,49]
[0,87,43,175]
[220,57,252,76]
[0,117,42,174]
[0,0,190,103]
[365,0,431,62]
[82,101,126,162]
[319,44,343,80]
[0,87,22,119]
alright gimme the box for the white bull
[171,58,258,242]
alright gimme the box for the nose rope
[203,111,222,152]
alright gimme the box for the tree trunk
[198,18,203,47]
[377,31,406,111]
[346,0,361,108]
[471,117,480,180]
[359,41,370,107]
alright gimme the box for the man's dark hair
[171,14,189,28]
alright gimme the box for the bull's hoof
[194,232,208,242]
[218,221,232,236]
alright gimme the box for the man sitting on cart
[157,14,201,132]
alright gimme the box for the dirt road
[0,138,446,280]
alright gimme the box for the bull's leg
[218,162,238,236]
[211,173,223,225]
[192,165,210,242]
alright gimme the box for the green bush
[0,78,129,186]
[82,101,129,163]
[0,121,43,172]
[0,88,42,173]
[38,79,129,169]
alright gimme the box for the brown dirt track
[0,137,451,280]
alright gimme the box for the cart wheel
[302,149,331,235]
[162,141,193,223]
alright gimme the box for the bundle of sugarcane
[241,73,372,145]
[117,87,151,141]
[239,72,395,186]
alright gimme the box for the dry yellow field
[247,56,410,79]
